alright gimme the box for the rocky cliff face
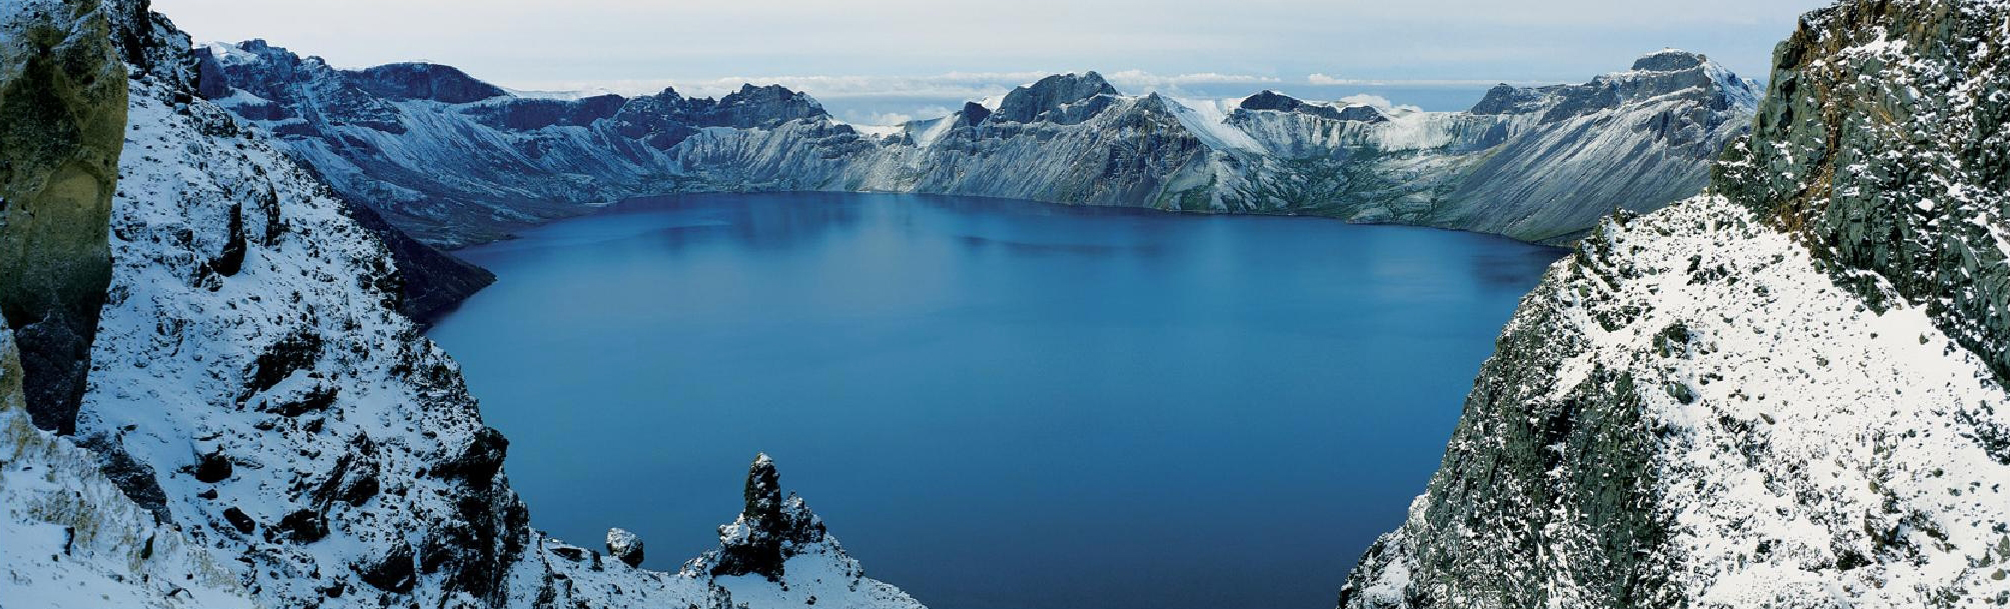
[1716,0,2010,384]
[1338,1,2010,607]
[201,44,1760,257]
[0,2,926,607]
[0,0,125,435]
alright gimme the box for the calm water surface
[425,192,1562,609]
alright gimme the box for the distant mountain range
[199,42,1760,318]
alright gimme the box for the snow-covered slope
[1340,198,2010,607]
[2,312,253,609]
[200,45,1759,252]
[0,2,926,608]
[874,56,1757,245]
[1338,1,2010,606]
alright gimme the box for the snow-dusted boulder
[607,527,644,568]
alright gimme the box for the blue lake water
[425,192,1562,609]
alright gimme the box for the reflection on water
[426,192,1564,609]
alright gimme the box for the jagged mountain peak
[207,38,291,64]
[1239,89,1303,109]
[1630,47,1708,71]
[992,71,1121,124]
[953,100,991,126]
[1466,47,1760,122]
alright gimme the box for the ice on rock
[608,527,645,568]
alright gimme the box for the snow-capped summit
[1470,48,1758,124]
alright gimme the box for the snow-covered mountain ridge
[200,42,1761,253]
[0,2,924,608]
[1337,0,2010,606]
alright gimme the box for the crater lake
[425,192,1563,609]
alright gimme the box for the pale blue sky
[157,0,1828,114]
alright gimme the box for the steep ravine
[1339,0,2010,606]
[0,1,922,608]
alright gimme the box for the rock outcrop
[682,454,923,609]
[1337,1,2010,607]
[1716,0,2010,383]
[607,527,644,568]
[0,0,125,435]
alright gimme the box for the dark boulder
[432,426,508,486]
[193,449,233,483]
[279,508,328,543]
[243,331,323,398]
[355,543,417,593]
[75,435,170,522]
[222,507,256,534]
